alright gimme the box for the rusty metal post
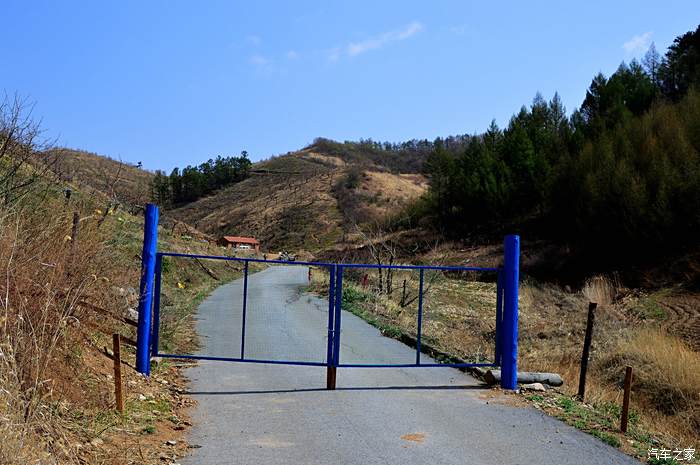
[113,334,124,412]
[621,366,633,433]
[577,302,597,400]
[326,366,337,390]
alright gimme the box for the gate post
[494,271,503,366]
[326,265,337,390]
[136,204,159,375]
[150,253,163,357]
[332,266,344,370]
[500,234,520,390]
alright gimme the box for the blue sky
[2,1,699,171]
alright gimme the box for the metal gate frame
[151,253,337,368]
[134,204,520,390]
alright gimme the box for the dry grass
[355,171,427,220]
[519,278,700,447]
[169,148,428,254]
[170,153,344,253]
[612,328,700,442]
[581,275,617,306]
[0,181,246,463]
[0,199,119,462]
[0,175,172,460]
[313,265,700,449]
[310,267,499,362]
[51,148,153,209]
[0,343,54,464]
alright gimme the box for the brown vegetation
[167,147,427,253]
[0,179,240,463]
[51,147,153,211]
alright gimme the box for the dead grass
[581,275,617,306]
[0,196,122,462]
[170,153,344,253]
[0,179,249,463]
[519,279,700,448]
[310,267,498,362]
[0,342,54,464]
[611,328,700,441]
[51,148,153,209]
[355,171,427,220]
[169,148,428,255]
[311,265,700,452]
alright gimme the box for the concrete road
[182,266,639,465]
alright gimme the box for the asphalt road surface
[182,265,639,465]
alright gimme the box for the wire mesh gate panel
[151,253,335,367]
[330,264,503,369]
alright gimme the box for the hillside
[51,147,154,209]
[166,143,428,254]
[0,166,246,463]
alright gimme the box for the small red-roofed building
[218,235,260,252]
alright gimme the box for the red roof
[222,236,259,245]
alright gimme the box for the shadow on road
[185,384,488,396]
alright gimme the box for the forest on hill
[413,26,700,266]
[150,152,252,206]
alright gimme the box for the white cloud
[250,54,270,66]
[286,50,299,60]
[623,31,653,54]
[344,21,423,57]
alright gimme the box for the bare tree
[355,221,448,306]
[354,222,399,295]
[0,93,56,204]
[95,158,126,226]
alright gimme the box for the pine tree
[642,42,662,87]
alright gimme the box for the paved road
[183,266,639,465]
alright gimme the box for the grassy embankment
[0,179,245,464]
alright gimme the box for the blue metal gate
[134,205,520,389]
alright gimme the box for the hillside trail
[181,266,639,465]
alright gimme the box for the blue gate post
[500,234,520,390]
[150,253,163,357]
[332,266,344,370]
[494,271,503,366]
[240,260,249,359]
[136,204,159,375]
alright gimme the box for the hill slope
[51,148,153,208]
[167,144,428,254]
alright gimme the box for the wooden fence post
[620,366,633,433]
[577,302,597,401]
[113,334,124,412]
